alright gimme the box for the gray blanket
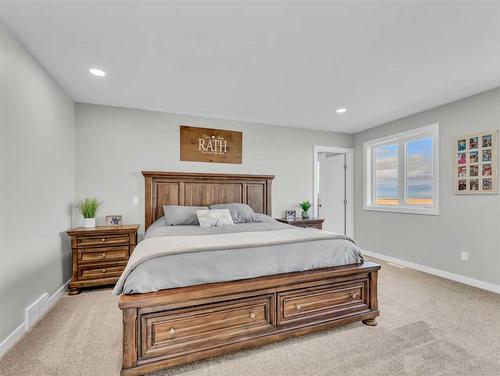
[114,215,364,295]
[144,213,290,236]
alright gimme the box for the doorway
[313,146,354,237]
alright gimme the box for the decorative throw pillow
[196,209,235,228]
[163,205,209,226]
[196,210,213,228]
[212,209,235,226]
[209,203,261,223]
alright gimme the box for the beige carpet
[1,257,500,376]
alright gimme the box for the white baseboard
[25,293,48,330]
[0,323,25,360]
[0,279,70,359]
[48,280,70,312]
[363,250,500,294]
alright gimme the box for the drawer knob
[350,293,358,299]
[102,253,106,257]
[102,269,107,273]
[249,312,256,319]
[296,304,303,310]
[169,328,176,335]
[101,238,106,242]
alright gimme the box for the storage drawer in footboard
[277,279,369,326]
[139,294,275,360]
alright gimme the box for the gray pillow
[163,205,208,225]
[209,203,261,223]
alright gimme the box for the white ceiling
[1,1,499,133]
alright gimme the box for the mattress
[117,214,364,294]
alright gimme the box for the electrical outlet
[460,251,469,262]
[132,196,139,206]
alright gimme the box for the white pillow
[196,210,213,228]
[196,209,235,228]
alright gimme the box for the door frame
[313,145,355,237]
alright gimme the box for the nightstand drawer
[77,234,130,247]
[295,224,307,228]
[78,246,129,264]
[303,224,321,229]
[78,264,126,280]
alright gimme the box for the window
[364,124,439,215]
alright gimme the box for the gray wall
[354,88,500,285]
[0,24,75,342]
[75,103,353,233]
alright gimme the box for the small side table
[276,218,325,230]
[66,225,139,295]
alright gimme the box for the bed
[118,171,380,376]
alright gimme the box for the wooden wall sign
[180,125,242,164]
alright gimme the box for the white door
[318,153,346,234]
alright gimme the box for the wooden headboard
[143,171,274,229]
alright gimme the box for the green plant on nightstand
[298,200,312,219]
[74,198,103,228]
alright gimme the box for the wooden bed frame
[119,171,380,376]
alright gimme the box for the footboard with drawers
[119,261,380,376]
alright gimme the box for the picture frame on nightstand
[285,210,296,221]
[105,215,123,226]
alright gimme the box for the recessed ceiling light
[336,108,347,113]
[89,68,106,77]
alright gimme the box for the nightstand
[276,218,325,230]
[66,225,139,295]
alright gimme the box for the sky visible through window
[375,144,399,205]
[375,138,432,205]
[407,138,433,204]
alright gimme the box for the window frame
[363,123,439,215]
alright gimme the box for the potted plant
[75,198,103,228]
[298,200,312,219]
